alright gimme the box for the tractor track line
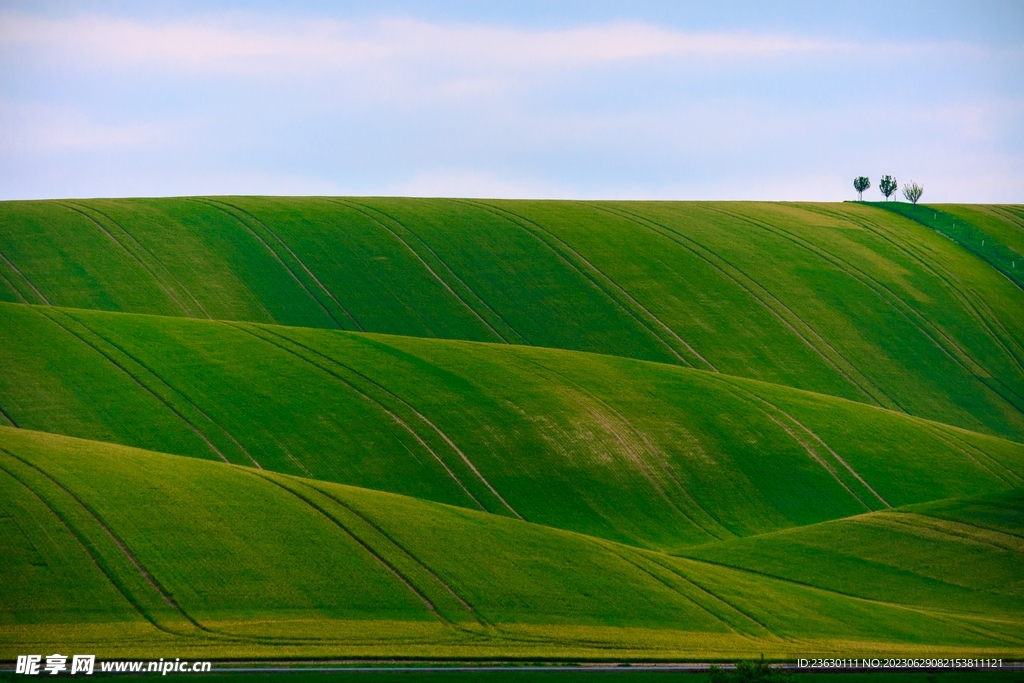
[265,325,523,520]
[673,552,989,626]
[643,554,777,635]
[720,379,890,509]
[0,449,210,632]
[871,513,1022,554]
[56,202,194,318]
[0,269,30,304]
[597,203,883,408]
[326,198,511,344]
[760,205,999,376]
[0,458,199,639]
[305,482,486,624]
[697,204,906,411]
[911,514,1024,542]
[225,322,487,512]
[0,404,18,428]
[464,199,702,369]
[480,199,714,369]
[840,207,1024,406]
[66,314,262,469]
[815,204,1024,373]
[817,208,1024,417]
[1,451,326,646]
[799,205,1024,410]
[918,423,1019,487]
[595,541,746,636]
[342,199,528,345]
[515,354,729,540]
[33,308,230,464]
[712,381,875,512]
[0,249,49,305]
[210,198,363,331]
[191,199,348,331]
[67,202,211,319]
[244,470,446,622]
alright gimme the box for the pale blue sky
[1,1,1021,201]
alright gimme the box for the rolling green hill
[2,199,1023,440]
[1,197,1022,665]
[2,302,1022,553]
[2,426,1020,660]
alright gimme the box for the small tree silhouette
[879,175,897,201]
[903,181,923,204]
[853,176,870,201]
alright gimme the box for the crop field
[1,199,1022,670]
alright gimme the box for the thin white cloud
[0,11,973,78]
[0,102,164,152]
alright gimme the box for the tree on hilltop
[853,176,870,201]
[879,175,897,201]
[903,181,923,204]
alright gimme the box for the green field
[1,199,1022,665]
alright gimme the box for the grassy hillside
[2,197,1022,665]
[2,426,1020,660]
[941,204,1024,258]
[2,199,1023,440]
[2,302,1022,552]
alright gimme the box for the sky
[1,1,1022,201]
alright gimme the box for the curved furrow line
[676,552,1023,642]
[0,269,30,304]
[244,470,447,623]
[305,481,487,625]
[809,209,1024,418]
[3,450,383,646]
[224,322,487,513]
[0,458,192,638]
[755,207,992,375]
[280,443,314,478]
[987,205,1024,233]
[56,202,194,318]
[801,205,1024,395]
[913,515,1024,543]
[209,198,363,331]
[694,204,908,411]
[343,199,529,345]
[810,204,1024,370]
[0,448,210,636]
[325,198,514,344]
[642,554,778,635]
[69,202,212,319]
[598,203,888,408]
[33,308,230,464]
[721,378,890,509]
[592,541,747,636]
[65,314,262,470]
[916,422,1022,486]
[0,404,18,428]
[264,325,523,520]
[873,514,1022,554]
[483,200,716,369]
[514,354,731,540]
[712,381,876,512]
[463,199,704,369]
[189,199,346,330]
[0,249,49,305]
